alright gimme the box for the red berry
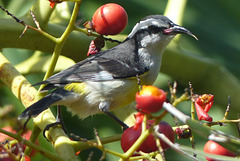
[92,3,128,35]
[24,155,31,161]
[121,120,175,153]
[136,86,167,113]
[204,140,235,161]
[121,124,149,153]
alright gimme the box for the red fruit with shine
[136,86,167,113]
[204,140,235,161]
[121,120,175,153]
[92,3,128,35]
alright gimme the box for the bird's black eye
[148,25,164,34]
[168,22,175,28]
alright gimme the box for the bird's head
[127,15,197,49]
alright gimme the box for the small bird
[18,15,196,121]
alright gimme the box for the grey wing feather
[34,39,149,91]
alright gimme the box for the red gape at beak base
[164,26,198,40]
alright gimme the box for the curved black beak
[164,25,198,40]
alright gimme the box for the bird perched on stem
[19,15,197,124]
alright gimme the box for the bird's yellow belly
[56,61,160,119]
[58,79,139,118]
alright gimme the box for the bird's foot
[43,121,67,140]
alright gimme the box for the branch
[163,102,240,154]
[0,17,92,61]
[0,52,77,160]
[0,52,36,107]
[0,128,64,161]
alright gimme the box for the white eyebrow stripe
[128,18,156,38]
[127,18,168,39]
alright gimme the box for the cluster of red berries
[121,120,175,153]
[0,127,37,161]
[120,85,175,154]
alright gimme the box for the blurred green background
[0,0,239,160]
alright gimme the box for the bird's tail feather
[18,93,62,120]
